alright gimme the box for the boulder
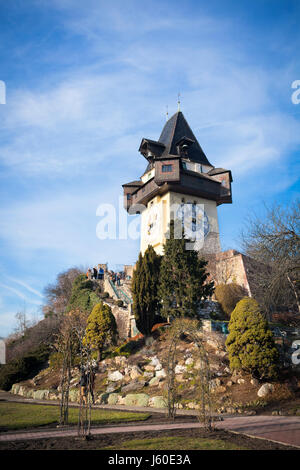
[185,358,194,366]
[124,393,150,407]
[257,383,275,397]
[107,393,120,405]
[149,356,161,367]
[121,381,146,393]
[130,365,143,380]
[49,392,58,401]
[149,377,160,387]
[97,393,109,404]
[187,402,199,410]
[156,369,167,379]
[117,395,126,405]
[106,383,121,393]
[149,396,167,408]
[108,370,124,382]
[114,356,127,367]
[11,384,20,395]
[155,363,163,371]
[175,364,187,374]
[144,365,155,372]
[143,371,154,379]
[33,389,49,400]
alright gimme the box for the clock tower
[123,111,232,255]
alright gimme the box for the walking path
[1,391,300,448]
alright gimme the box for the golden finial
[166,105,169,121]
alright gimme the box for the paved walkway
[1,391,300,448]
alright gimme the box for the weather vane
[177,92,181,111]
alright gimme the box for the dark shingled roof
[122,180,142,187]
[158,111,212,166]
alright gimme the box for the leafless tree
[241,200,300,315]
[14,309,32,336]
[43,267,84,316]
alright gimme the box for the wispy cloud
[5,278,44,298]
[0,283,42,306]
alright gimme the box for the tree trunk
[287,274,300,313]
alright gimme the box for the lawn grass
[103,436,247,450]
[0,402,150,431]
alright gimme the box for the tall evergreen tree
[132,245,162,337]
[158,222,214,319]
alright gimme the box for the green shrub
[225,298,279,380]
[49,352,64,369]
[66,274,100,314]
[114,340,142,357]
[215,283,247,318]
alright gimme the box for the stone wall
[205,249,257,296]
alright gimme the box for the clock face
[176,203,210,239]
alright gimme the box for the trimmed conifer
[84,302,118,361]
[225,297,279,379]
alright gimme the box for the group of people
[86,265,129,286]
[86,265,105,280]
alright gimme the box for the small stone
[226,381,233,387]
[185,357,194,365]
[156,369,167,378]
[175,364,187,374]
[108,370,124,382]
[251,378,259,386]
[237,378,245,385]
[215,386,226,393]
[143,371,154,379]
[257,383,274,398]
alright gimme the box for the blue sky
[0,0,299,336]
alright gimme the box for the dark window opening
[162,164,173,172]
